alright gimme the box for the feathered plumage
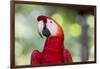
[31,15,72,65]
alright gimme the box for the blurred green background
[15,4,95,65]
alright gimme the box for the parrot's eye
[50,21,52,23]
[46,19,57,36]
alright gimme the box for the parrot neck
[41,25,65,64]
[44,36,64,49]
[43,27,64,53]
[44,26,64,50]
[41,35,64,64]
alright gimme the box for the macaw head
[37,15,64,38]
[37,15,58,38]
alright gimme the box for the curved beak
[37,15,51,38]
[42,24,50,37]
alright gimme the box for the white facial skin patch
[38,18,57,37]
[46,19,57,36]
[38,20,44,34]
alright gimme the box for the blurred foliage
[15,4,95,65]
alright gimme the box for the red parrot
[31,15,72,65]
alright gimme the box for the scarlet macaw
[31,15,72,65]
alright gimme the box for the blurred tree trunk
[78,14,89,61]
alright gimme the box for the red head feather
[37,15,49,24]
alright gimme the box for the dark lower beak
[42,25,51,37]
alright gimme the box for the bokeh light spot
[69,23,82,37]
[52,13,63,26]
[87,15,94,28]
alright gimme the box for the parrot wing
[63,48,72,63]
[31,50,41,65]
